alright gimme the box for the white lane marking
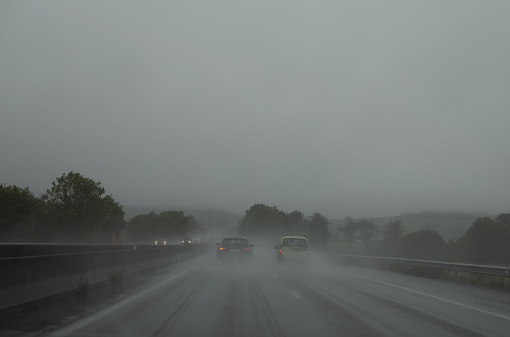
[290,290,302,299]
[348,272,510,322]
[47,268,192,337]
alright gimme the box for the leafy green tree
[186,214,197,228]
[356,220,379,245]
[402,229,445,260]
[307,212,330,248]
[338,217,357,242]
[127,210,195,242]
[338,218,378,245]
[127,212,159,242]
[159,210,194,237]
[239,204,287,236]
[457,217,510,264]
[43,172,125,243]
[495,213,510,229]
[285,210,307,235]
[0,184,41,242]
[376,220,405,256]
[381,220,405,243]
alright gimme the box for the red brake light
[279,249,283,253]
[243,247,251,251]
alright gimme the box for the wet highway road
[9,247,510,337]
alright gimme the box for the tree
[159,210,194,237]
[0,184,41,242]
[338,217,357,242]
[377,220,405,256]
[381,220,405,243]
[457,217,510,264]
[307,212,330,249]
[495,213,510,229]
[127,212,159,242]
[239,204,287,236]
[127,210,195,242]
[45,172,105,209]
[402,229,445,260]
[337,218,378,245]
[356,220,379,245]
[286,210,307,235]
[43,172,125,243]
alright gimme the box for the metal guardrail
[323,253,510,277]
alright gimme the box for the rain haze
[1,0,510,219]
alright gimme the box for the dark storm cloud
[1,1,510,218]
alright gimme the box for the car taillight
[279,249,283,253]
[243,247,251,251]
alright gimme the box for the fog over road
[13,248,510,337]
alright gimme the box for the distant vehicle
[216,237,254,259]
[180,237,193,245]
[274,236,309,264]
[154,238,167,246]
[191,227,211,243]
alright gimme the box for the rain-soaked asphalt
[3,246,510,337]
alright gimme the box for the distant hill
[330,211,493,240]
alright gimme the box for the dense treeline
[239,204,510,264]
[1,172,201,244]
[127,210,196,243]
[1,172,125,244]
[3,176,510,264]
[337,215,510,265]
[239,204,330,248]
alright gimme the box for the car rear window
[282,238,307,247]
[222,239,248,247]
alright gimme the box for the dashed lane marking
[348,272,510,322]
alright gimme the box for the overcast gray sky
[1,1,510,219]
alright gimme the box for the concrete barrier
[0,244,208,312]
